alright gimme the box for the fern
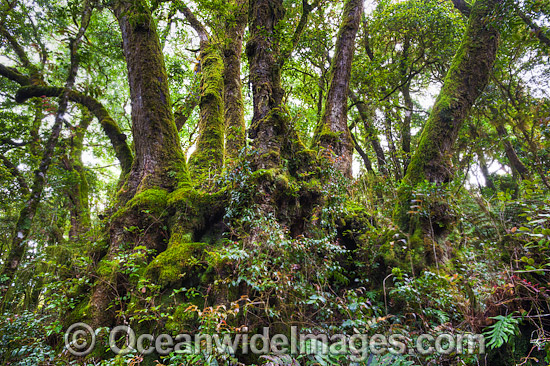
[483,313,521,350]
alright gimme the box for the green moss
[189,44,225,177]
[64,299,91,326]
[145,242,206,286]
[250,168,277,182]
[112,188,168,221]
[166,303,199,332]
[96,258,120,281]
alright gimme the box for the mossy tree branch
[14,85,133,175]
[176,2,226,176]
[349,90,387,175]
[0,153,30,196]
[114,0,187,195]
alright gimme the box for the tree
[394,0,501,261]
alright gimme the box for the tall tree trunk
[179,4,226,177]
[65,110,92,240]
[65,115,92,240]
[188,44,225,177]
[223,0,247,161]
[114,0,187,197]
[493,118,531,180]
[246,0,286,169]
[316,0,363,177]
[349,90,387,175]
[88,0,187,327]
[395,0,500,241]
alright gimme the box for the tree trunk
[223,0,247,161]
[179,4,226,177]
[316,0,363,177]
[494,118,531,180]
[395,0,500,241]
[188,45,225,177]
[246,0,286,169]
[88,0,188,327]
[65,111,92,240]
[349,90,387,175]
[114,0,187,197]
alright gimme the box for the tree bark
[64,110,92,240]
[246,0,286,169]
[223,0,248,161]
[188,45,225,176]
[316,0,363,177]
[114,0,187,196]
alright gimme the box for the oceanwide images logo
[64,323,485,361]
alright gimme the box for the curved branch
[280,0,320,66]
[517,9,550,49]
[16,85,133,174]
[0,63,31,85]
[176,2,209,45]
[0,24,41,83]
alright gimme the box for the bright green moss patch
[145,242,206,286]
[96,258,121,281]
[112,188,169,221]
[166,302,199,332]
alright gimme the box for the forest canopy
[0,0,549,365]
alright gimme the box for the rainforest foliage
[0,0,549,365]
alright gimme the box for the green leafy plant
[483,313,521,350]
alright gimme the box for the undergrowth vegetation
[1,161,549,366]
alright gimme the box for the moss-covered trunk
[189,45,225,177]
[315,0,363,177]
[114,0,187,197]
[64,111,92,240]
[246,0,286,169]
[394,0,501,253]
[223,0,247,161]
[88,0,188,327]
